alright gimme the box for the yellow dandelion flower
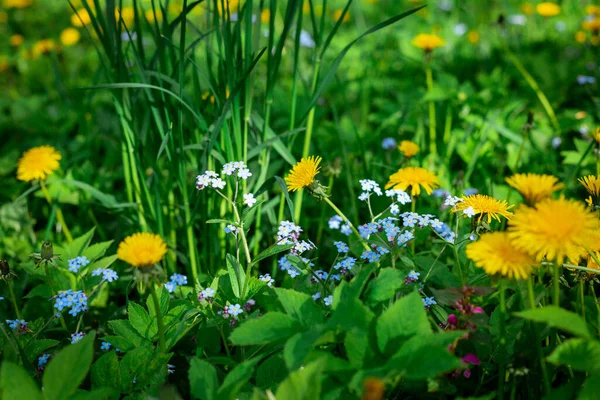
[411,33,445,51]
[332,9,350,23]
[452,194,514,223]
[10,34,23,47]
[583,18,600,32]
[32,39,56,59]
[60,28,80,46]
[17,145,62,182]
[117,232,167,267]
[505,173,564,204]
[575,30,587,44]
[466,232,535,279]
[579,175,600,207]
[385,167,440,196]
[508,197,600,264]
[3,0,31,8]
[467,30,480,44]
[115,7,135,27]
[145,9,163,22]
[594,127,600,143]
[586,252,600,273]
[398,140,420,158]
[261,9,270,23]
[586,5,600,16]
[71,9,92,27]
[285,156,322,192]
[536,2,560,17]
[521,2,534,15]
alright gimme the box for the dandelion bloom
[398,140,419,158]
[71,9,92,27]
[583,18,600,32]
[32,39,56,58]
[332,9,350,23]
[117,233,168,267]
[10,34,23,47]
[115,7,135,27]
[586,5,600,16]
[145,9,163,22]
[3,0,31,8]
[411,34,445,51]
[285,156,322,192]
[467,31,480,44]
[505,173,564,204]
[536,2,560,17]
[260,9,270,23]
[17,146,61,182]
[452,194,514,223]
[466,232,535,280]
[508,197,600,264]
[385,167,440,196]
[579,175,600,207]
[60,28,81,46]
[575,30,587,44]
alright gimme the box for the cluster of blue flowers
[381,137,397,150]
[199,287,215,300]
[165,273,188,293]
[6,319,27,329]
[422,297,437,308]
[278,255,313,279]
[68,256,90,273]
[71,331,85,344]
[324,295,334,307]
[358,179,383,201]
[328,215,352,236]
[334,257,356,273]
[54,290,88,317]
[101,341,112,350]
[312,270,340,283]
[91,268,119,282]
[385,189,412,205]
[38,354,50,368]
[259,273,274,286]
[333,241,349,253]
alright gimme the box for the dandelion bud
[0,260,10,277]
[41,241,54,260]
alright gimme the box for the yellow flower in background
[398,140,420,158]
[0,56,8,72]
[508,197,600,264]
[0,11,7,23]
[505,173,564,204]
[32,39,56,59]
[594,127,600,143]
[586,253,600,273]
[412,33,445,51]
[467,30,480,44]
[332,9,351,23]
[575,30,587,43]
[303,2,323,16]
[466,232,535,280]
[536,2,560,17]
[521,2,534,15]
[579,175,600,207]
[71,9,92,27]
[60,28,80,46]
[586,5,600,16]
[575,111,587,120]
[583,18,600,32]
[453,194,514,223]
[17,145,62,182]
[117,233,167,267]
[261,9,270,23]
[145,9,163,22]
[116,7,135,27]
[10,34,23,47]
[592,36,600,46]
[385,167,440,196]
[3,0,31,8]
[285,156,322,192]
[217,0,239,15]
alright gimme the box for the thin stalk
[40,181,73,243]
[411,198,416,254]
[579,280,586,321]
[553,262,560,306]
[7,281,22,319]
[323,197,369,251]
[498,279,506,400]
[527,278,551,395]
[425,64,437,158]
[149,283,166,353]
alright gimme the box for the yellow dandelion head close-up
[453,194,514,223]
[508,197,600,264]
[466,232,535,280]
[411,33,445,51]
[536,2,560,17]
[398,140,420,158]
[60,28,81,46]
[17,145,62,182]
[505,173,564,204]
[579,175,600,198]
[71,9,92,27]
[285,156,322,192]
[385,167,440,196]
[117,232,168,267]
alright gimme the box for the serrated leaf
[24,284,52,299]
[67,228,95,259]
[367,268,405,303]
[189,358,218,400]
[101,336,135,352]
[128,302,156,340]
[147,285,170,319]
[230,312,301,346]
[25,339,60,362]
[108,320,148,347]
[91,351,121,389]
[274,287,325,327]
[548,338,600,373]
[515,306,591,339]
[275,359,322,400]
[217,358,260,399]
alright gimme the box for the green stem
[40,181,73,243]
[44,263,68,331]
[411,198,417,254]
[323,197,369,251]
[149,283,166,353]
[579,279,586,321]
[425,64,437,158]
[553,262,560,307]
[527,278,551,395]
[498,279,506,400]
[7,280,22,319]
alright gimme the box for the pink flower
[463,368,471,378]
[472,307,485,313]
[461,353,480,365]
[447,314,458,326]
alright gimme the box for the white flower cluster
[276,221,315,255]
[222,161,252,179]
[444,195,464,208]
[196,161,253,191]
[385,189,412,205]
[358,179,382,201]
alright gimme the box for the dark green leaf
[189,358,218,400]
[515,306,591,339]
[0,362,42,400]
[548,338,600,373]
[274,287,325,327]
[230,312,301,346]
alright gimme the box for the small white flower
[390,203,400,216]
[238,168,252,180]
[463,206,476,218]
[243,193,257,207]
[211,178,226,189]
[444,195,464,208]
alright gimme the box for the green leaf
[217,358,260,399]
[70,387,120,400]
[24,339,60,362]
[226,254,245,299]
[230,312,302,346]
[146,285,170,320]
[205,219,231,224]
[327,297,374,333]
[82,241,114,263]
[256,354,287,390]
[274,288,325,327]
[0,362,42,400]
[514,306,591,339]
[88,255,118,271]
[91,351,121,389]
[24,284,52,299]
[386,332,465,380]
[107,320,148,348]
[376,291,431,354]
[119,345,168,392]
[100,336,135,352]
[189,358,218,400]
[67,228,95,258]
[275,360,323,400]
[128,302,156,340]
[284,330,323,370]
[42,331,96,400]
[578,376,600,400]
[548,338,600,373]
[367,268,405,304]
[252,244,295,266]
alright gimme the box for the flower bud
[41,241,54,260]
